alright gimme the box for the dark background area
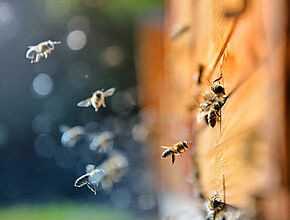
[0,0,161,218]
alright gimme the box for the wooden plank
[135,0,288,218]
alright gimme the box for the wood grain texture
[135,0,288,219]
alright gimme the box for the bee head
[95,91,102,99]
[212,199,221,208]
[212,83,225,95]
[47,40,54,48]
[210,193,223,210]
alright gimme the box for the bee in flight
[74,164,105,195]
[88,131,114,153]
[99,152,128,190]
[161,141,189,165]
[77,88,115,112]
[59,125,85,148]
[26,40,61,63]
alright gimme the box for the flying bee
[74,165,105,195]
[99,152,128,190]
[88,131,114,153]
[59,125,85,147]
[77,88,115,112]
[26,40,61,63]
[161,141,189,165]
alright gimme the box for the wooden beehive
[135,0,289,219]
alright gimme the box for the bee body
[206,193,226,220]
[207,110,218,128]
[161,149,174,158]
[91,91,105,112]
[198,74,228,128]
[211,82,226,96]
[89,131,113,152]
[99,153,128,190]
[74,167,105,195]
[60,125,85,147]
[161,141,189,165]
[77,88,115,112]
[26,40,61,63]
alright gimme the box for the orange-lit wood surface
[135,0,288,219]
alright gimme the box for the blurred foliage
[0,203,133,220]
[101,0,162,19]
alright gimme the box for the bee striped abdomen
[161,149,174,158]
[182,141,189,149]
[208,111,217,128]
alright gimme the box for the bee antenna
[213,73,223,83]
[206,79,211,86]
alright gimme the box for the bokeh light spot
[101,45,125,67]
[0,3,13,26]
[32,112,52,135]
[32,73,53,96]
[66,30,87,51]
[34,134,56,158]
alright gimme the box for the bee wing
[87,183,97,195]
[103,88,115,97]
[160,146,170,149]
[77,98,92,107]
[197,112,208,123]
[86,164,96,173]
[91,169,105,185]
[171,154,176,165]
[74,174,90,187]
[42,45,50,51]
[26,48,37,59]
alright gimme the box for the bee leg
[35,54,41,63]
[87,183,97,195]
[102,100,106,107]
[171,154,176,165]
[215,111,220,118]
